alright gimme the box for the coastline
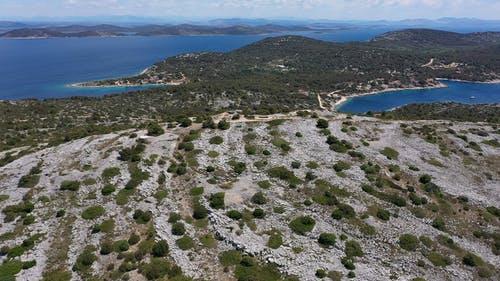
[436,78,500,84]
[67,82,172,89]
[333,82,448,110]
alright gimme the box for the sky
[1,0,500,21]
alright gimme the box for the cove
[336,80,500,114]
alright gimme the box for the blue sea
[337,81,500,113]
[0,26,499,110]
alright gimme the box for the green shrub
[146,122,164,136]
[220,250,242,266]
[209,192,225,209]
[432,218,446,231]
[380,147,399,160]
[252,208,265,219]
[151,240,169,257]
[419,174,432,184]
[228,160,246,174]
[427,252,452,267]
[376,208,390,221]
[100,241,113,255]
[192,202,208,219]
[267,232,283,249]
[139,258,172,280]
[168,212,182,223]
[251,192,267,205]
[272,137,291,152]
[73,247,97,271]
[81,206,105,220]
[190,186,204,196]
[56,210,65,218]
[267,166,301,185]
[23,215,35,225]
[289,216,316,235]
[218,119,230,130]
[42,270,71,281]
[101,167,120,180]
[316,119,329,129]
[315,269,327,278]
[245,145,257,155]
[176,236,194,250]
[118,143,145,162]
[22,260,36,269]
[172,222,186,236]
[331,204,356,220]
[101,184,116,195]
[399,234,419,251]
[128,233,140,245]
[209,136,224,145]
[326,136,353,153]
[227,210,243,220]
[113,240,129,252]
[318,233,336,247]
[257,180,271,189]
[344,240,363,257]
[333,161,351,172]
[477,267,493,278]
[60,180,80,191]
[462,253,483,267]
[18,174,40,188]
[133,209,152,224]
[125,166,150,189]
[179,118,192,127]
[341,257,355,270]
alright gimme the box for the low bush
[101,184,116,195]
[318,233,336,247]
[192,201,208,219]
[209,136,223,145]
[151,240,169,257]
[331,204,356,220]
[399,234,419,251]
[101,167,120,180]
[316,119,329,129]
[226,210,243,220]
[113,240,129,252]
[380,147,399,160]
[81,206,105,220]
[462,253,483,267]
[376,208,390,221]
[176,236,194,250]
[133,209,152,224]
[252,208,265,219]
[172,222,186,236]
[147,122,164,136]
[267,232,283,249]
[251,192,267,205]
[289,216,316,235]
[60,180,80,191]
[432,218,446,231]
[427,252,452,267]
[219,250,242,266]
[209,192,225,209]
[344,240,363,257]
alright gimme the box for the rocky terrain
[0,111,499,281]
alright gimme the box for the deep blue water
[337,81,500,113]
[0,26,499,100]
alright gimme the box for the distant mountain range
[0,24,318,38]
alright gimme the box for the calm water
[0,26,499,101]
[337,81,500,113]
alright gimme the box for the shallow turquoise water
[337,81,500,113]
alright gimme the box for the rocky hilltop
[1,111,498,280]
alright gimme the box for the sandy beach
[333,82,448,110]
